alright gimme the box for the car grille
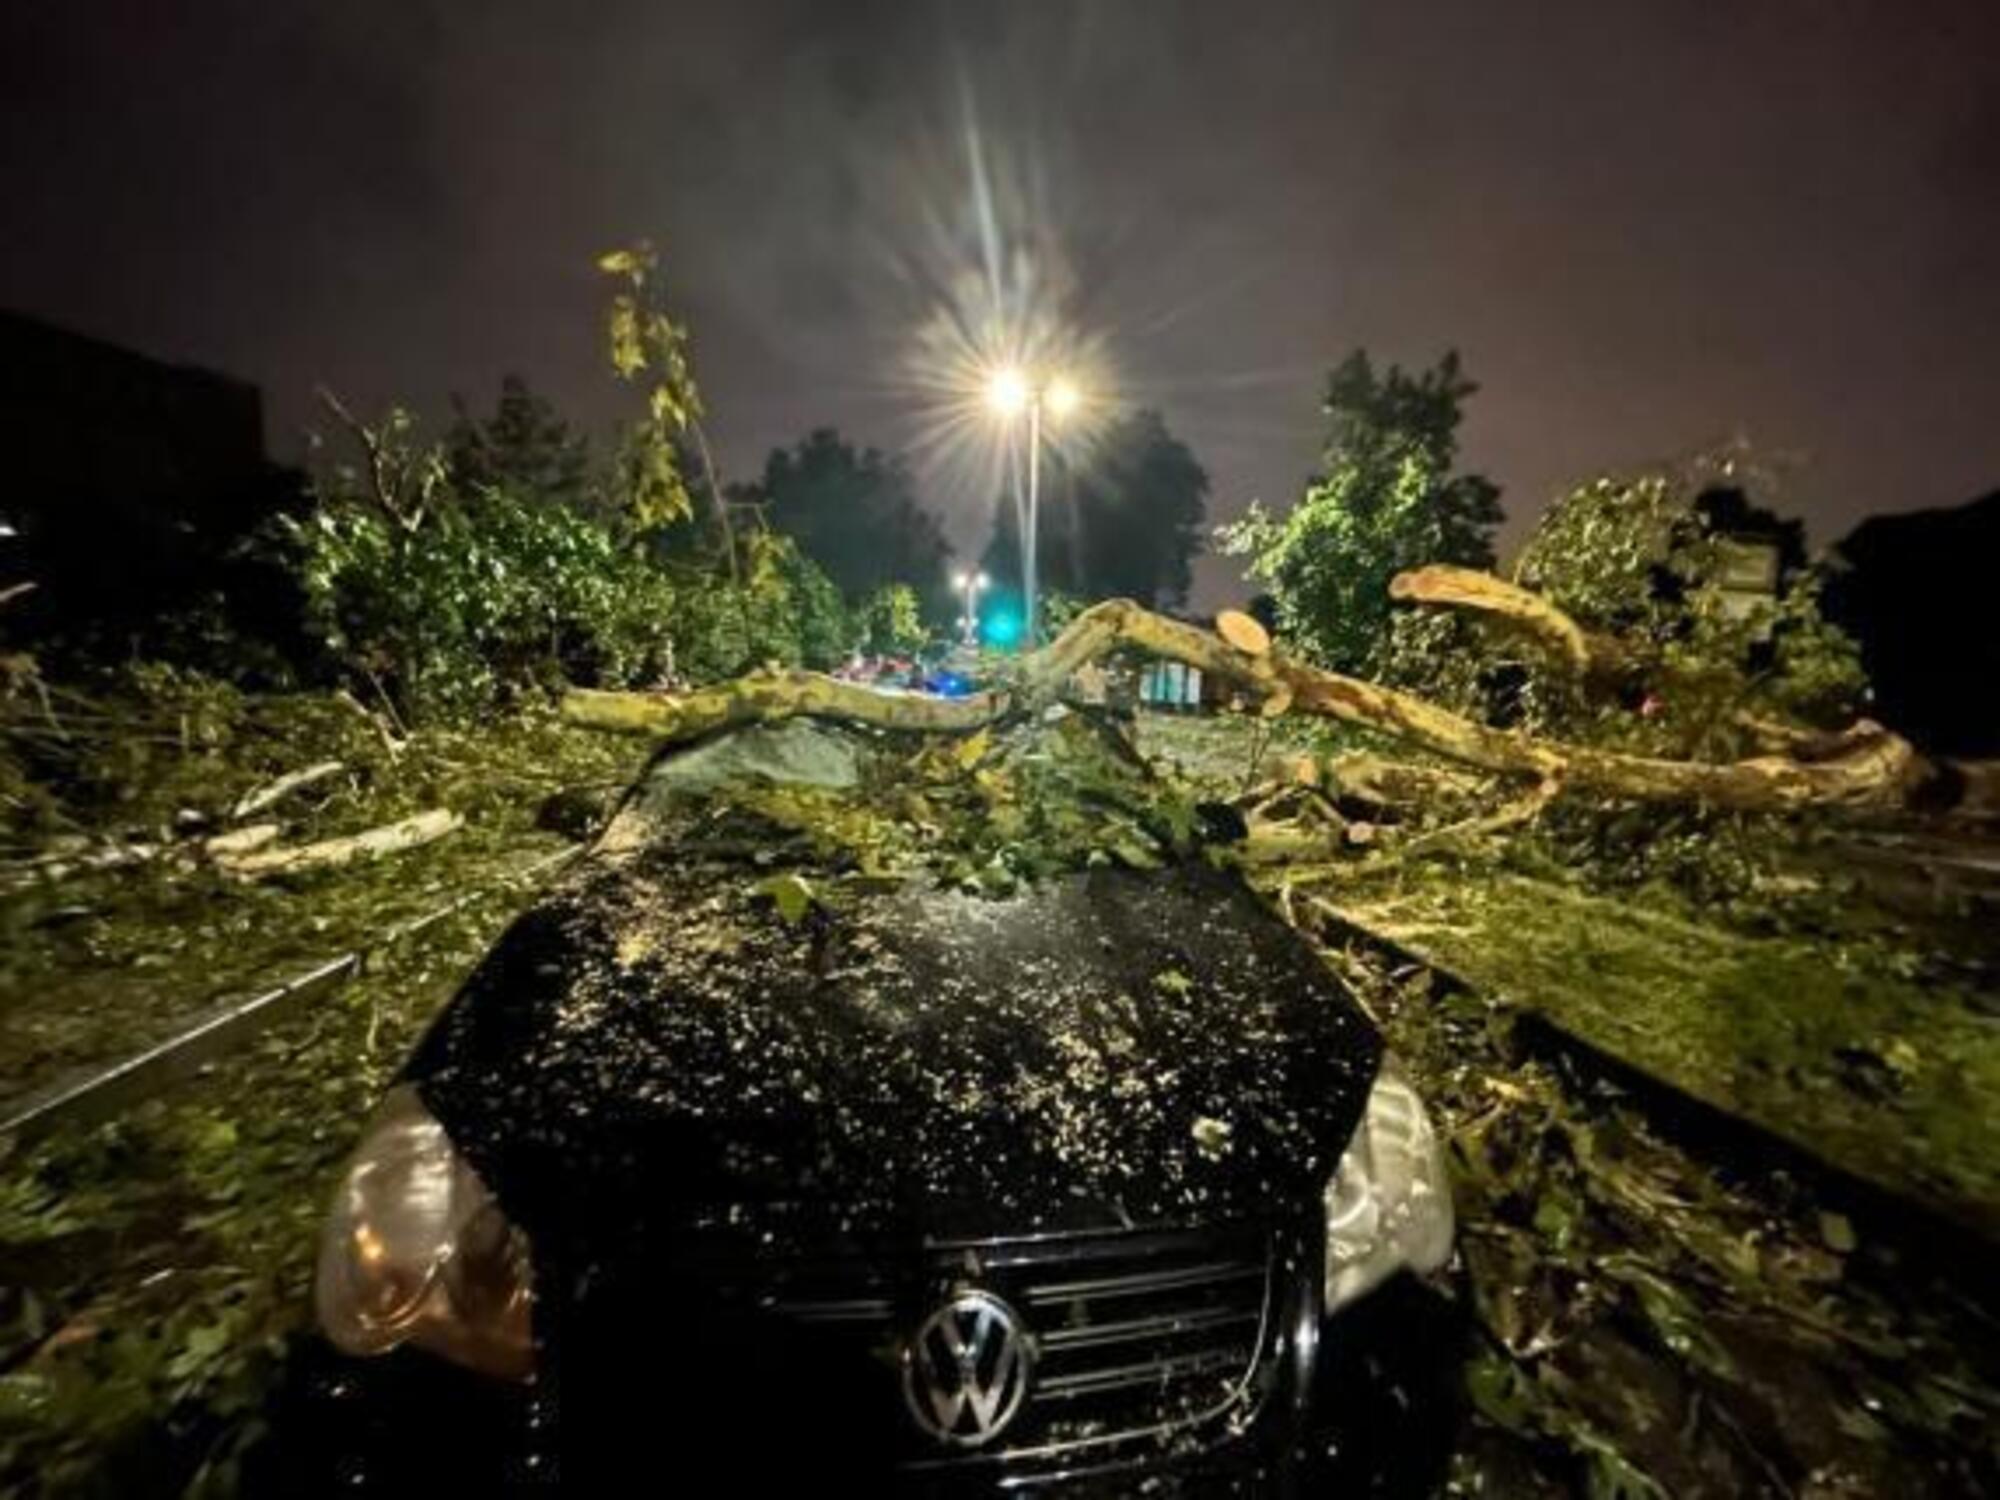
[761,1220,1289,1471]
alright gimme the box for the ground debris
[2,701,1997,1496]
[1304,910,2000,1497]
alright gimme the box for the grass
[2,700,644,1109]
[1324,865,2000,1240]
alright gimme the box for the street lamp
[952,568,989,645]
[984,366,1083,644]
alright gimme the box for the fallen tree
[562,595,1983,816]
[1387,563,1998,818]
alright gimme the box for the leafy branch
[598,242,738,579]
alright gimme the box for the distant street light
[1044,377,1080,421]
[984,366,1085,644]
[952,568,990,645]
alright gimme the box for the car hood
[409,851,1381,1251]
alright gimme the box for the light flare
[985,366,1030,417]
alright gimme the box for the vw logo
[901,1288,1035,1447]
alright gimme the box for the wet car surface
[297,723,1456,1492]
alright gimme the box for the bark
[2,840,165,889]
[230,761,345,821]
[564,673,1001,740]
[1322,752,1488,811]
[216,808,462,880]
[1389,563,1642,691]
[565,598,1941,815]
[203,823,281,859]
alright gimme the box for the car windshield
[599,713,1218,897]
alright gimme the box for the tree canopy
[1219,350,1503,672]
[741,429,954,620]
[446,374,596,513]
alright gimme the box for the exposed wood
[1214,609,1271,657]
[1279,658,1923,811]
[216,808,461,880]
[230,760,345,821]
[1258,682,1295,718]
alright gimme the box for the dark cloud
[4,1,1996,606]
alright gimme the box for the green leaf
[1818,1211,1857,1255]
[607,297,647,379]
[1464,1349,1536,1434]
[756,873,816,924]
[1532,1185,1580,1250]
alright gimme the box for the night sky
[4,1,1996,606]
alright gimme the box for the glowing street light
[1044,376,1081,421]
[952,567,990,645]
[984,366,1085,644]
[984,367,1030,419]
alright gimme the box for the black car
[303,722,1455,1493]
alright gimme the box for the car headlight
[314,1083,535,1380]
[1323,1057,1454,1314]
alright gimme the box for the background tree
[855,583,927,656]
[290,398,684,721]
[742,429,953,619]
[446,374,597,514]
[980,408,1208,618]
[1218,350,1502,672]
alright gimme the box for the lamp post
[952,568,989,645]
[985,369,1080,645]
